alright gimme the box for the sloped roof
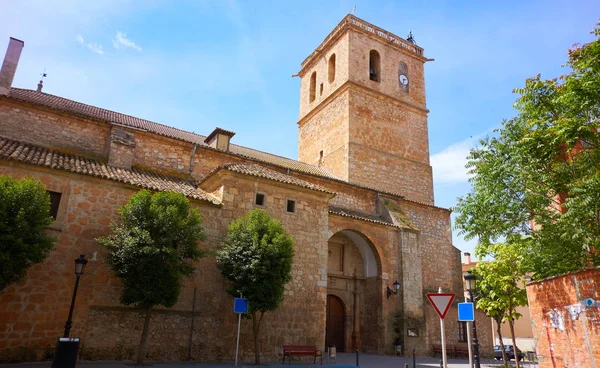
[329,206,400,228]
[0,135,220,205]
[203,163,335,195]
[5,89,337,179]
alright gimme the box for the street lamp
[463,271,481,368]
[386,280,401,299]
[63,254,88,337]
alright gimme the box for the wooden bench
[432,344,456,357]
[454,345,469,358]
[282,345,322,365]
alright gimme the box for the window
[369,50,380,82]
[320,83,323,96]
[309,72,317,102]
[319,150,324,165]
[457,321,468,343]
[48,191,62,220]
[255,192,265,206]
[286,199,296,213]
[328,54,336,82]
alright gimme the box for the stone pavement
[0,353,538,368]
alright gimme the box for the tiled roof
[6,89,337,179]
[204,163,335,194]
[0,136,220,205]
[329,206,401,228]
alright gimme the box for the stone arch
[326,228,384,353]
[309,71,317,102]
[328,54,336,83]
[369,49,381,82]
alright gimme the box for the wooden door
[325,295,345,352]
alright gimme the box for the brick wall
[527,267,600,368]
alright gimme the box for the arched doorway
[326,230,382,353]
[326,295,345,351]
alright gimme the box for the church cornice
[298,14,427,77]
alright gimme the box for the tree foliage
[455,22,600,279]
[473,243,528,367]
[97,190,207,364]
[216,209,294,365]
[0,176,56,292]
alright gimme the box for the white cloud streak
[76,35,104,55]
[113,31,142,51]
[431,136,479,184]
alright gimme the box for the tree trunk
[252,311,265,365]
[509,319,520,368]
[496,317,508,368]
[136,307,152,365]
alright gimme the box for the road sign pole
[440,316,447,368]
[235,312,241,366]
[466,296,473,368]
[234,293,244,367]
[426,289,456,368]
[439,288,447,368]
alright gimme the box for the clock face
[399,74,409,86]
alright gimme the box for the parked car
[494,345,524,361]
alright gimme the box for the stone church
[0,15,490,361]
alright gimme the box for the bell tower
[297,15,434,204]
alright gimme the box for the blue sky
[2,0,599,260]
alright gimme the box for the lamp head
[463,270,476,291]
[74,254,88,276]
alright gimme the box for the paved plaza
[0,353,538,368]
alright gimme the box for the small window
[320,83,323,96]
[328,54,336,83]
[255,192,265,206]
[309,72,317,103]
[48,191,62,220]
[286,199,296,213]
[457,321,468,343]
[369,50,380,82]
[319,150,324,166]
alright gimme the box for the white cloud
[431,136,479,184]
[75,35,104,55]
[112,31,142,51]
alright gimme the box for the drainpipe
[188,144,198,175]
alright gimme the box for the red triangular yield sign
[426,293,455,319]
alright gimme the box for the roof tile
[205,163,335,194]
[0,135,220,205]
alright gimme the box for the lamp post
[463,271,480,368]
[63,254,88,337]
[386,280,401,299]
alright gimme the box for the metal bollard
[356,349,359,367]
[439,360,443,368]
[413,348,416,368]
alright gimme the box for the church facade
[0,15,491,362]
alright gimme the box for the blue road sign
[234,298,248,313]
[458,302,474,321]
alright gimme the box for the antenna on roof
[351,4,356,14]
[37,68,47,92]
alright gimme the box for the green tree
[473,243,528,368]
[216,209,294,365]
[97,190,207,365]
[455,21,600,279]
[0,176,56,293]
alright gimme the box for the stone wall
[527,267,600,368]
[0,99,109,159]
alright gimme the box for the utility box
[51,337,80,368]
